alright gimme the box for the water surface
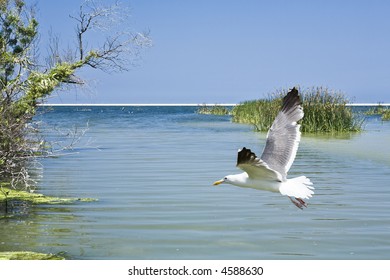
[1,106,390,259]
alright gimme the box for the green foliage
[232,87,363,133]
[0,0,37,89]
[14,62,83,117]
[197,104,230,115]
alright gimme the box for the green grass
[232,87,363,133]
[197,104,230,115]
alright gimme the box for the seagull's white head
[213,174,245,186]
[213,176,229,186]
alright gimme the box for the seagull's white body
[213,88,314,209]
[223,172,279,192]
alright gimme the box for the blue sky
[30,0,390,104]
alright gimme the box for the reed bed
[232,87,363,133]
[197,104,230,115]
[365,104,390,121]
[231,96,282,131]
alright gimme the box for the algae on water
[0,187,97,205]
[0,251,65,260]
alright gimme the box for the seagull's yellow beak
[213,179,224,186]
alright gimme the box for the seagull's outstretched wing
[237,147,283,182]
[260,87,304,180]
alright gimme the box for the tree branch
[69,0,152,73]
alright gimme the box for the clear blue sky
[30,0,390,104]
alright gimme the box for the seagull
[213,88,314,209]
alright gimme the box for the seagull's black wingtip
[236,147,258,166]
[290,87,298,94]
[281,87,301,112]
[287,87,299,99]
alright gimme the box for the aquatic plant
[197,104,230,115]
[301,87,363,133]
[365,104,390,121]
[231,96,282,131]
[232,87,363,133]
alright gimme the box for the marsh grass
[365,104,390,121]
[197,104,230,115]
[232,87,363,133]
[231,96,283,131]
[302,87,363,132]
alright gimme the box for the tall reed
[232,87,363,133]
[301,87,363,132]
[231,96,282,131]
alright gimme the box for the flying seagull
[213,88,314,209]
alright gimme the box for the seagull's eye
[224,177,227,180]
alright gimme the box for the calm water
[1,106,390,259]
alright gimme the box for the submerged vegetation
[232,87,363,133]
[365,104,390,121]
[197,104,230,115]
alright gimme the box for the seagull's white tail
[279,176,314,199]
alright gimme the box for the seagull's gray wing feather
[260,88,303,180]
[237,147,283,182]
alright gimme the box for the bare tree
[69,0,152,73]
